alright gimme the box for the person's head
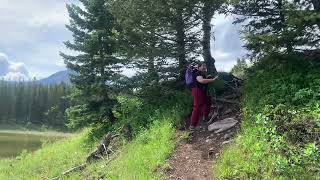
[198,63,207,72]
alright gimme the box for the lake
[0,130,71,158]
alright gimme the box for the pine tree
[231,58,248,79]
[61,0,121,128]
[111,0,202,86]
[110,0,164,82]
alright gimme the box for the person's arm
[196,75,219,84]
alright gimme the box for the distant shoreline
[0,130,74,137]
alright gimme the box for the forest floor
[165,86,242,180]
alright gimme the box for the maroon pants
[191,88,211,126]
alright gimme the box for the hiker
[189,63,218,131]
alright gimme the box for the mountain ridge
[38,70,71,85]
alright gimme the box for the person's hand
[207,75,218,83]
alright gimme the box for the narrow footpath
[166,78,242,180]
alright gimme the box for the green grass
[0,129,93,179]
[214,121,275,179]
[70,117,176,179]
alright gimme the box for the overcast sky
[0,0,247,80]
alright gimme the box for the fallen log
[86,133,119,163]
[53,133,119,179]
[62,163,87,175]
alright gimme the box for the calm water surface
[0,131,69,158]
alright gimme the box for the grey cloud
[0,52,31,81]
[0,0,77,77]
[0,0,78,47]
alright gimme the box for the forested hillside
[0,80,72,130]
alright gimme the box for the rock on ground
[208,118,238,133]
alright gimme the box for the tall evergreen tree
[111,0,202,86]
[61,0,121,128]
[231,58,248,78]
[110,0,165,83]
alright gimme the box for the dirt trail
[166,79,242,180]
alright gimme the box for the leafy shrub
[215,54,320,179]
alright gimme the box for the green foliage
[44,106,67,129]
[217,0,320,175]
[215,55,320,179]
[228,0,320,59]
[231,58,249,79]
[214,122,274,179]
[207,80,223,97]
[112,90,192,137]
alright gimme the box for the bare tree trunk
[278,0,293,52]
[147,30,158,82]
[176,5,187,83]
[312,0,320,11]
[147,53,156,80]
[202,2,217,75]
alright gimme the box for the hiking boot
[189,125,196,132]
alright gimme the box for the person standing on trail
[190,63,218,131]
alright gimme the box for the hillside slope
[215,54,320,179]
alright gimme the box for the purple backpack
[185,66,194,87]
